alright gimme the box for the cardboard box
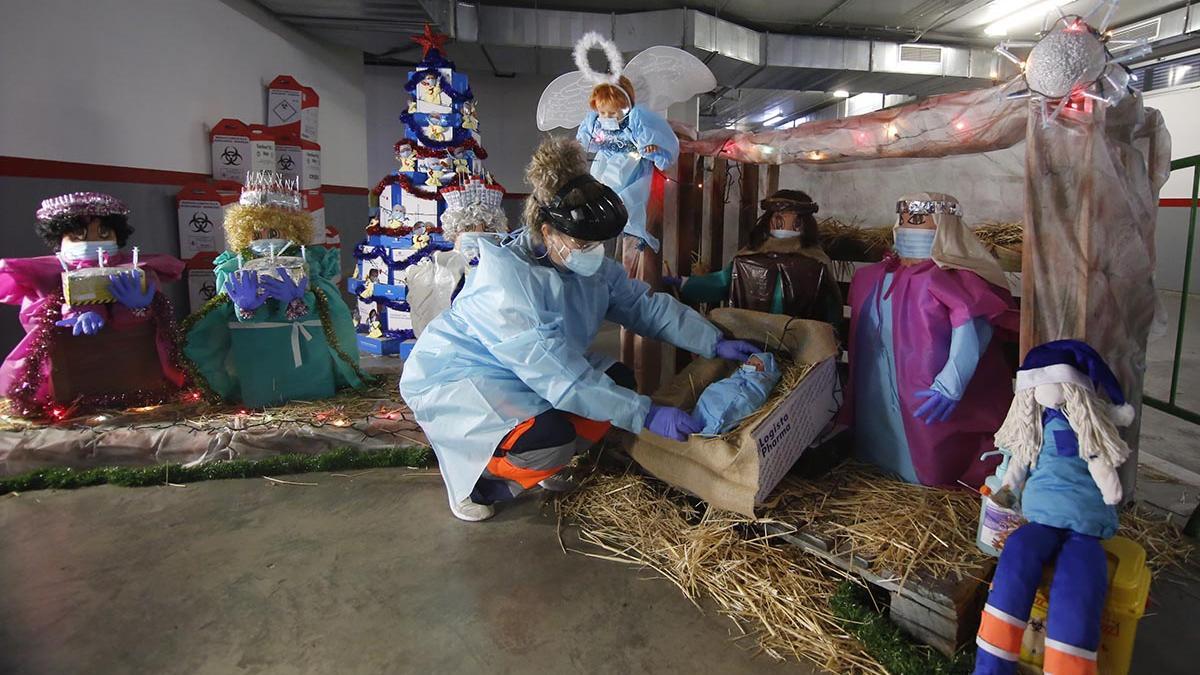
[176,182,238,259]
[267,75,304,130]
[628,310,841,517]
[62,264,141,305]
[210,119,275,183]
[301,85,319,141]
[386,307,412,332]
[185,253,220,313]
[274,132,321,190]
[301,190,325,244]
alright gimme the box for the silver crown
[442,177,504,212]
[239,171,302,210]
[896,199,961,217]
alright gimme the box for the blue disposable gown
[399,230,722,506]
[576,105,680,252]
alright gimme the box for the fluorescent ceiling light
[762,115,786,127]
[833,89,850,98]
[984,0,1068,37]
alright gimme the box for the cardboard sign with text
[210,119,275,183]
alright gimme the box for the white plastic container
[976,448,1022,557]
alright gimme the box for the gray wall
[0,176,367,359]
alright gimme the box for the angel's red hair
[589,76,636,111]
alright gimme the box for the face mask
[769,229,803,239]
[598,116,624,131]
[894,227,936,259]
[248,238,291,256]
[554,239,606,277]
[456,232,496,257]
[60,240,118,263]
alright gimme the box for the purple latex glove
[56,311,105,336]
[261,269,309,304]
[913,389,959,425]
[108,270,156,310]
[224,270,265,312]
[715,339,761,362]
[662,275,684,288]
[645,404,703,442]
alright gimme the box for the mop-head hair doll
[974,339,1133,675]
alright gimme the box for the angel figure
[416,72,444,104]
[426,113,448,142]
[461,101,479,131]
[451,148,472,177]
[538,33,714,272]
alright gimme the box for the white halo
[573,31,624,86]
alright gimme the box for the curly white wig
[441,204,508,242]
[995,384,1131,472]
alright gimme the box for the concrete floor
[0,472,807,675]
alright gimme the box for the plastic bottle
[976,448,1021,557]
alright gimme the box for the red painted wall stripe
[1160,198,1199,207]
[0,155,529,199]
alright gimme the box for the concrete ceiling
[257,0,1193,128]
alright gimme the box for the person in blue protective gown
[844,192,1019,488]
[974,340,1134,675]
[399,138,759,522]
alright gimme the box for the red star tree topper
[412,24,449,58]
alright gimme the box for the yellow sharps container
[1018,535,1151,675]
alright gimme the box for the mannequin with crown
[182,172,369,407]
[0,193,186,417]
[405,178,509,336]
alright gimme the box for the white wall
[1146,84,1200,199]
[0,0,368,187]
[365,65,555,192]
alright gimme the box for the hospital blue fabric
[930,317,993,400]
[576,105,680,252]
[694,352,782,435]
[974,523,1108,675]
[852,272,919,482]
[399,229,722,507]
[1021,410,1119,539]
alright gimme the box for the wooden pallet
[766,522,995,656]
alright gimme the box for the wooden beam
[738,163,761,249]
[675,153,703,373]
[766,163,780,196]
[706,158,728,271]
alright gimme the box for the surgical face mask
[248,238,291,256]
[894,227,935,259]
[598,115,625,131]
[60,240,118,263]
[456,231,496,257]
[553,238,606,277]
[769,229,803,239]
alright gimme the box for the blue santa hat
[1015,339,1135,426]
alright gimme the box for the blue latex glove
[645,404,703,442]
[108,270,156,310]
[261,269,309,304]
[56,311,106,336]
[223,270,265,312]
[715,339,762,362]
[913,389,959,424]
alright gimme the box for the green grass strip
[0,446,433,495]
[830,580,975,675]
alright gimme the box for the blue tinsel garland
[398,112,476,149]
[404,67,473,103]
[353,240,454,272]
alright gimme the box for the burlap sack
[629,308,839,516]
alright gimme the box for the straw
[557,471,888,673]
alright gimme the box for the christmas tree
[349,25,505,358]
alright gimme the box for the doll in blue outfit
[974,340,1135,675]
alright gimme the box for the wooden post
[738,163,761,249]
[674,153,702,372]
[767,163,780,196]
[706,158,728,272]
[621,170,666,395]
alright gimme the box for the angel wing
[536,71,594,131]
[624,46,717,117]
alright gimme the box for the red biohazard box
[185,252,220,313]
[268,76,319,142]
[176,182,239,259]
[274,132,321,191]
[302,189,326,244]
[210,119,275,183]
